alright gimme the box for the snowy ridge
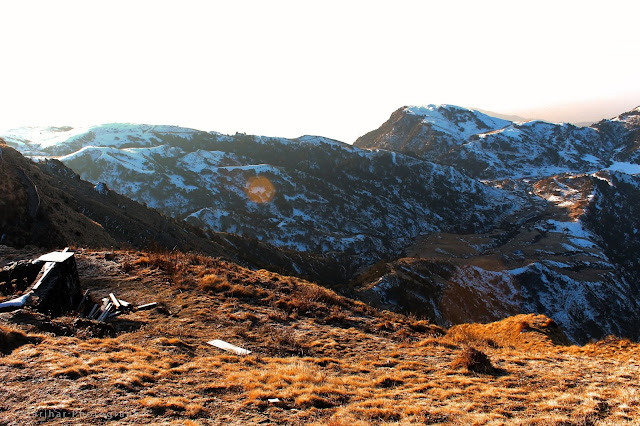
[2,123,203,156]
[355,104,640,179]
[406,104,512,139]
[2,123,520,266]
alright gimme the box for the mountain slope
[351,170,640,343]
[0,140,351,283]
[355,105,640,179]
[2,125,522,268]
[2,246,640,425]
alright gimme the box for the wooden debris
[0,293,32,313]
[137,302,158,311]
[87,303,100,319]
[109,293,121,310]
[76,289,91,312]
[97,302,113,322]
[207,339,251,356]
[77,292,134,323]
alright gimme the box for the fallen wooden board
[109,293,121,310]
[207,339,251,355]
[0,293,32,312]
[137,302,157,311]
[87,303,99,319]
[97,302,113,322]
[76,289,91,312]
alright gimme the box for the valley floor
[0,247,639,425]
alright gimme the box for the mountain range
[2,104,640,343]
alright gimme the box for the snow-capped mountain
[2,124,520,268]
[355,104,640,179]
[4,105,640,343]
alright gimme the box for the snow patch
[608,162,640,175]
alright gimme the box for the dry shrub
[199,274,230,292]
[275,296,314,315]
[138,395,207,417]
[324,306,351,326]
[134,250,193,287]
[121,260,134,273]
[228,311,260,323]
[268,328,309,356]
[515,320,530,334]
[199,274,254,298]
[226,284,255,298]
[374,376,404,388]
[228,360,347,408]
[139,396,187,413]
[52,366,90,379]
[416,337,458,350]
[407,320,446,337]
[133,256,151,266]
[296,394,334,409]
[0,325,40,355]
[184,403,209,418]
[297,283,344,307]
[157,337,195,355]
[374,320,398,332]
[451,346,495,375]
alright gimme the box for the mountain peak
[404,104,475,114]
[402,104,512,136]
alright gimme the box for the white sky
[1,0,639,142]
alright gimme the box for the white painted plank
[37,251,75,263]
[109,293,121,309]
[137,302,157,310]
[207,339,251,355]
[0,293,32,312]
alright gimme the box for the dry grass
[451,346,497,375]
[0,324,41,355]
[1,248,639,425]
[446,313,570,350]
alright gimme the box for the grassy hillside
[1,247,638,425]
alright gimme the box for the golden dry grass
[0,324,41,355]
[0,248,639,425]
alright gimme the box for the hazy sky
[1,0,639,142]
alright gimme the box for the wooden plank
[117,298,132,310]
[137,302,157,311]
[207,339,251,356]
[97,302,112,322]
[109,293,121,310]
[76,289,91,312]
[87,303,99,319]
[30,262,56,291]
[37,251,75,263]
[0,293,32,312]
